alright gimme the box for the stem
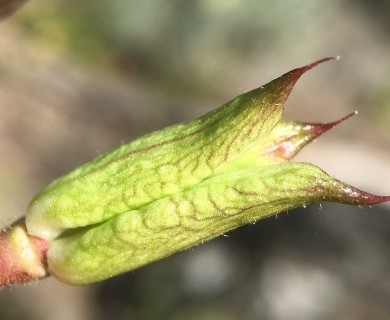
[0,218,48,287]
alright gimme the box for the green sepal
[26,58,320,240]
[46,162,378,284]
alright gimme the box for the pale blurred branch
[0,0,27,19]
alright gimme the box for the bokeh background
[0,1,390,319]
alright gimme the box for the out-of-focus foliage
[0,1,389,319]
[0,0,26,19]
[15,0,390,124]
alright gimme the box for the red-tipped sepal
[253,57,339,106]
[326,181,390,205]
[255,112,356,162]
[278,162,390,207]
[25,58,341,242]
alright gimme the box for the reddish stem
[0,218,48,287]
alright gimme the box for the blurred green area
[16,1,115,66]
[16,0,275,92]
[0,1,390,320]
[14,0,390,121]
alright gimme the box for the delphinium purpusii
[0,57,389,286]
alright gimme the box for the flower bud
[20,58,389,285]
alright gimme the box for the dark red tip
[323,178,390,206]
[359,194,390,205]
[304,111,357,136]
[292,56,340,78]
[281,56,340,95]
[338,186,390,205]
[314,172,390,206]
[262,57,340,106]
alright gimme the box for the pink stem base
[0,218,48,287]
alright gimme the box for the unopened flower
[1,57,389,286]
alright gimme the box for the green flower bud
[18,58,389,285]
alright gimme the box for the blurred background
[0,0,389,319]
